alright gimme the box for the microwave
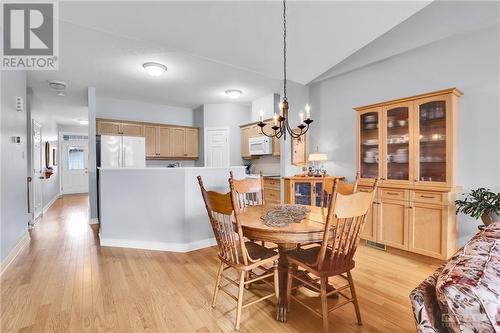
[249,136,273,155]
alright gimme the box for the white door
[61,141,89,194]
[32,120,43,218]
[205,128,230,167]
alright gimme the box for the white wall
[1,71,28,262]
[309,25,500,246]
[193,105,205,167]
[202,103,252,166]
[96,95,193,126]
[251,93,280,122]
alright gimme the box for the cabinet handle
[420,195,436,199]
[386,192,399,196]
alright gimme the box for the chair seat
[288,245,355,275]
[244,241,278,261]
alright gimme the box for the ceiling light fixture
[47,80,68,96]
[79,120,89,125]
[142,62,167,77]
[258,0,313,140]
[225,89,243,99]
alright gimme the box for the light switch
[16,97,23,111]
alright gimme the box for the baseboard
[0,232,30,276]
[99,237,217,253]
[42,193,61,214]
[89,218,99,225]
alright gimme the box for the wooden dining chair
[320,171,361,208]
[197,176,279,331]
[229,171,265,210]
[286,177,379,332]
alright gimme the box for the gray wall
[309,25,500,246]
[202,103,252,166]
[96,95,193,126]
[1,71,28,262]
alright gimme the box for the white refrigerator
[99,135,146,168]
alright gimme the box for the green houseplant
[455,188,500,226]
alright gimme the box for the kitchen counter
[98,166,246,252]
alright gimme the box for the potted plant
[455,188,500,227]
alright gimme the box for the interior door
[32,120,43,218]
[205,128,229,167]
[62,141,89,194]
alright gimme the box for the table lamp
[308,151,328,176]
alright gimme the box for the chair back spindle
[197,176,248,266]
[321,172,360,207]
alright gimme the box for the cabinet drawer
[264,189,280,203]
[264,178,281,189]
[412,191,445,204]
[380,188,408,201]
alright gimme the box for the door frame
[59,131,89,194]
[204,127,230,167]
[31,119,43,220]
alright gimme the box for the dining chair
[197,176,279,331]
[229,171,265,210]
[286,177,379,332]
[320,171,361,208]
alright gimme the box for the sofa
[410,222,499,333]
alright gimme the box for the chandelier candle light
[257,0,313,140]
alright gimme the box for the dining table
[238,203,330,322]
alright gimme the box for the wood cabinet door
[291,131,307,165]
[409,203,447,259]
[121,122,144,137]
[171,127,186,157]
[158,127,172,157]
[144,126,158,157]
[360,202,379,241]
[273,137,280,156]
[357,108,382,182]
[97,120,121,135]
[185,128,198,158]
[241,126,251,157]
[378,199,408,250]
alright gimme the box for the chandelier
[258,0,313,140]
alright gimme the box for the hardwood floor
[1,194,439,332]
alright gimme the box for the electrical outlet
[15,97,24,111]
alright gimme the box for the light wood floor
[1,194,439,332]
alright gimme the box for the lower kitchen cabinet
[360,202,378,241]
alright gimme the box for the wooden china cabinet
[355,88,462,259]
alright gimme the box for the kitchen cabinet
[263,177,281,205]
[240,119,280,159]
[292,132,307,165]
[354,88,461,259]
[358,185,378,241]
[101,118,198,160]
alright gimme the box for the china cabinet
[354,88,462,259]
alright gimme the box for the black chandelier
[257,0,313,140]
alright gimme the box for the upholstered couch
[410,222,499,333]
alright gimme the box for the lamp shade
[308,153,328,162]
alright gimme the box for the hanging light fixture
[258,0,313,140]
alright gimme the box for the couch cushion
[435,222,500,333]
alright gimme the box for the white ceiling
[27,1,431,125]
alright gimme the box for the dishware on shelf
[363,138,378,145]
[388,120,395,128]
[365,123,377,130]
[398,120,407,127]
[364,115,376,123]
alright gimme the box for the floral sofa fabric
[410,222,500,333]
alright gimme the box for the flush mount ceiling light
[225,89,243,99]
[47,80,68,96]
[142,62,167,77]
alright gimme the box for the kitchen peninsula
[98,166,246,252]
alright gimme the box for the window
[67,147,85,170]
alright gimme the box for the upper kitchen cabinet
[97,119,144,136]
[98,118,198,160]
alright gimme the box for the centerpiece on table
[262,204,310,227]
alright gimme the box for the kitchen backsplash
[249,155,280,175]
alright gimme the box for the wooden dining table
[238,204,329,322]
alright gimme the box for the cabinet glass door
[385,106,410,181]
[314,182,324,207]
[417,100,447,183]
[359,111,380,179]
[294,182,311,205]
